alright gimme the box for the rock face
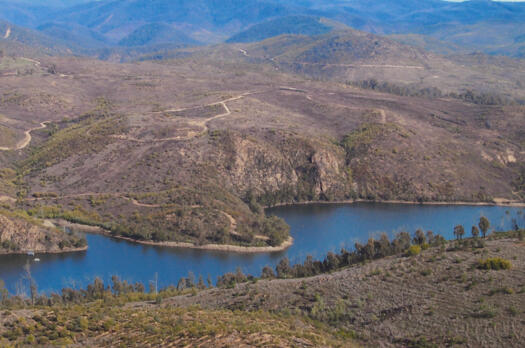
[215,131,352,205]
[0,214,86,254]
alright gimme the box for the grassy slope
[1,233,523,347]
[0,304,355,347]
[164,233,525,347]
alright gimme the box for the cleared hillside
[0,51,522,249]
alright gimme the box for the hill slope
[118,23,199,47]
[226,15,340,43]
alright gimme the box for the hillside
[237,30,525,102]
[0,211,86,254]
[166,233,525,347]
[0,51,521,250]
[37,22,108,51]
[118,23,199,47]
[1,231,523,346]
[226,15,340,43]
[2,0,525,56]
[0,20,73,57]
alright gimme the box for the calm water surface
[0,203,523,294]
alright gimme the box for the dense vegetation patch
[477,257,512,270]
[349,79,517,105]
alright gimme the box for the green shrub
[421,243,430,250]
[477,257,512,270]
[406,245,421,257]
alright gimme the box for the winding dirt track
[0,121,50,151]
[112,93,252,143]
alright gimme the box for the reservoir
[0,203,523,294]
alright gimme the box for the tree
[0,279,8,304]
[111,275,122,295]
[471,226,480,238]
[413,229,426,245]
[207,275,212,288]
[134,282,145,293]
[454,225,465,240]
[197,275,206,290]
[276,257,291,278]
[176,278,186,291]
[187,271,195,288]
[261,266,275,279]
[235,267,247,283]
[24,262,37,305]
[87,277,105,299]
[479,216,490,238]
[149,272,158,295]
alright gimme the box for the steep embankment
[0,212,86,254]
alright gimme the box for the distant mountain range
[0,0,524,58]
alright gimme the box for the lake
[0,203,523,294]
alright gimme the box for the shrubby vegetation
[349,79,517,105]
[477,257,512,270]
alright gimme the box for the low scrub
[406,245,422,257]
[477,257,512,270]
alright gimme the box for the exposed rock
[0,214,86,254]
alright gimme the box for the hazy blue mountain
[37,22,109,49]
[0,19,73,56]
[0,1,52,27]
[226,16,341,43]
[1,0,524,57]
[118,23,199,47]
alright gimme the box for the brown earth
[0,213,86,254]
[159,237,525,347]
[0,51,522,246]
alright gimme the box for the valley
[0,42,523,250]
[0,1,524,346]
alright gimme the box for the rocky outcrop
[0,214,86,254]
[215,131,352,204]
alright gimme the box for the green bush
[477,257,512,270]
[406,245,421,257]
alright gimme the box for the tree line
[2,215,523,308]
[348,79,517,106]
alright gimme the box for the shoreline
[0,246,88,256]
[267,198,525,209]
[54,220,294,253]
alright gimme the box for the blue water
[0,203,523,294]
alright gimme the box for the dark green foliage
[349,79,515,105]
[272,230,440,280]
[413,229,426,245]
[471,226,480,238]
[118,23,198,47]
[216,267,250,288]
[261,266,275,279]
[454,225,465,240]
[262,216,290,246]
[478,217,490,238]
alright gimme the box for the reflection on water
[0,203,523,294]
